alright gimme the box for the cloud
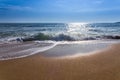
[74,7,120,13]
[52,0,104,12]
[52,0,120,13]
[93,0,103,4]
[0,5,33,11]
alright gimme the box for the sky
[0,0,120,23]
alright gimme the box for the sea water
[0,23,120,60]
[0,22,120,42]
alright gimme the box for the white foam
[0,40,119,60]
[0,41,58,60]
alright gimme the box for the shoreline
[0,40,120,60]
[0,41,120,80]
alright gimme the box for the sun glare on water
[67,23,88,33]
[69,22,87,25]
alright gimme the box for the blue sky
[0,0,120,23]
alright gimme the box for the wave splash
[0,23,120,42]
[1,33,120,44]
[22,33,120,41]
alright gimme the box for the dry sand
[0,43,120,80]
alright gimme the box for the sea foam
[0,41,58,60]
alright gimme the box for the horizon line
[0,21,119,24]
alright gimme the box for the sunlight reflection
[67,23,88,33]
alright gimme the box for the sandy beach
[0,42,120,80]
[1,0,120,79]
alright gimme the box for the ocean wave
[0,23,120,42]
[21,33,120,42]
[0,33,120,42]
[22,33,75,41]
[0,33,120,43]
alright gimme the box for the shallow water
[0,41,57,60]
[41,40,120,57]
[0,40,119,60]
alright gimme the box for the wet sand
[0,43,120,80]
